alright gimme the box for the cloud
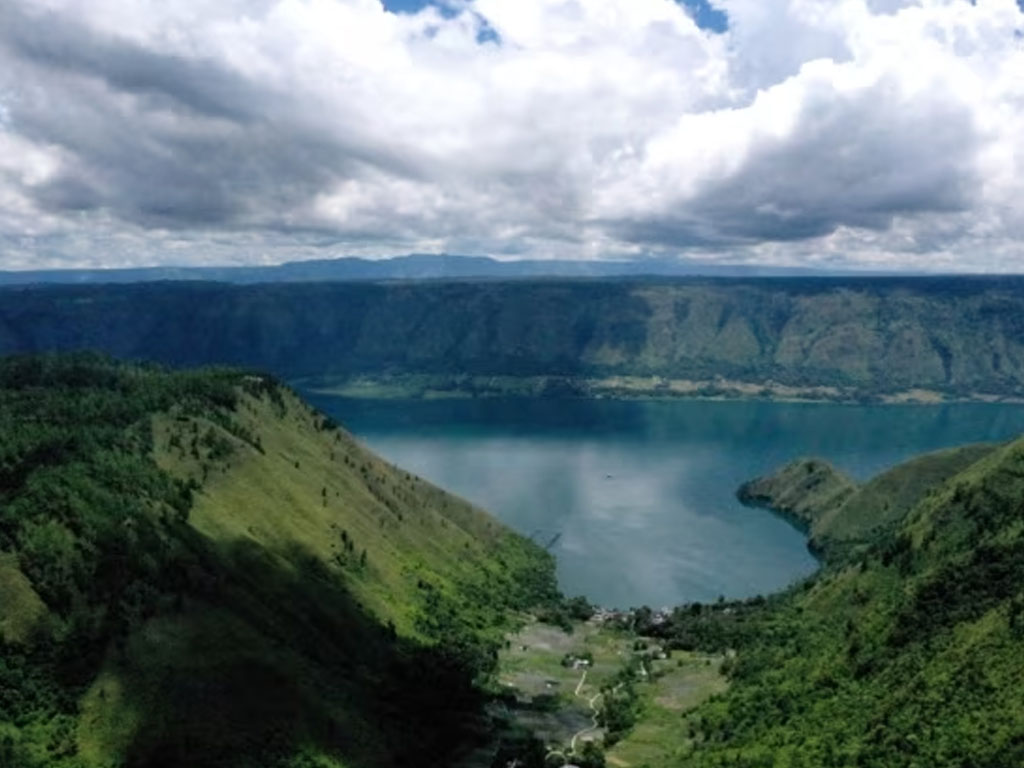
[0,0,1022,270]
[599,58,980,247]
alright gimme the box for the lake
[305,395,1024,609]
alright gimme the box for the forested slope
[0,354,556,768]
[3,277,1024,398]
[650,440,1024,766]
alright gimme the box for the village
[486,607,728,768]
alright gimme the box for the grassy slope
[0,356,556,768]
[739,444,998,559]
[674,439,1024,767]
[736,459,856,531]
[0,553,47,644]
[81,389,552,767]
[152,385,538,638]
[813,443,997,548]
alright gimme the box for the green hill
[736,459,856,533]
[813,444,998,550]
[739,444,998,559]
[4,277,1024,400]
[647,438,1024,766]
[0,354,557,768]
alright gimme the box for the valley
[480,434,1024,767]
[4,327,1024,766]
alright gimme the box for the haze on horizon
[1,0,1023,273]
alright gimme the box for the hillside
[640,438,1024,767]
[736,459,856,532]
[3,277,1024,400]
[0,354,557,768]
[740,444,998,558]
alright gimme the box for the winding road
[570,670,605,752]
[545,668,608,764]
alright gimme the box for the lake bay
[307,395,1024,609]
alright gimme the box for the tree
[566,595,594,621]
[575,740,606,768]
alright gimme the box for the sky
[0,0,1023,272]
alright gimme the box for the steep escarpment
[3,276,1024,398]
[0,354,556,768]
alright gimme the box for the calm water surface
[306,396,1024,609]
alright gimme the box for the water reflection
[306,395,1024,609]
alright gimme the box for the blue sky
[383,0,729,33]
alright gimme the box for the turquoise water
[306,396,1024,609]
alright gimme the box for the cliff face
[3,276,1024,396]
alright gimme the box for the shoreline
[295,373,1024,407]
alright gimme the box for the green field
[492,619,728,767]
[606,653,727,768]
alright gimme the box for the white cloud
[0,0,1022,270]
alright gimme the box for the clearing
[495,618,728,765]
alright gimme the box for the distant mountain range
[0,253,880,284]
